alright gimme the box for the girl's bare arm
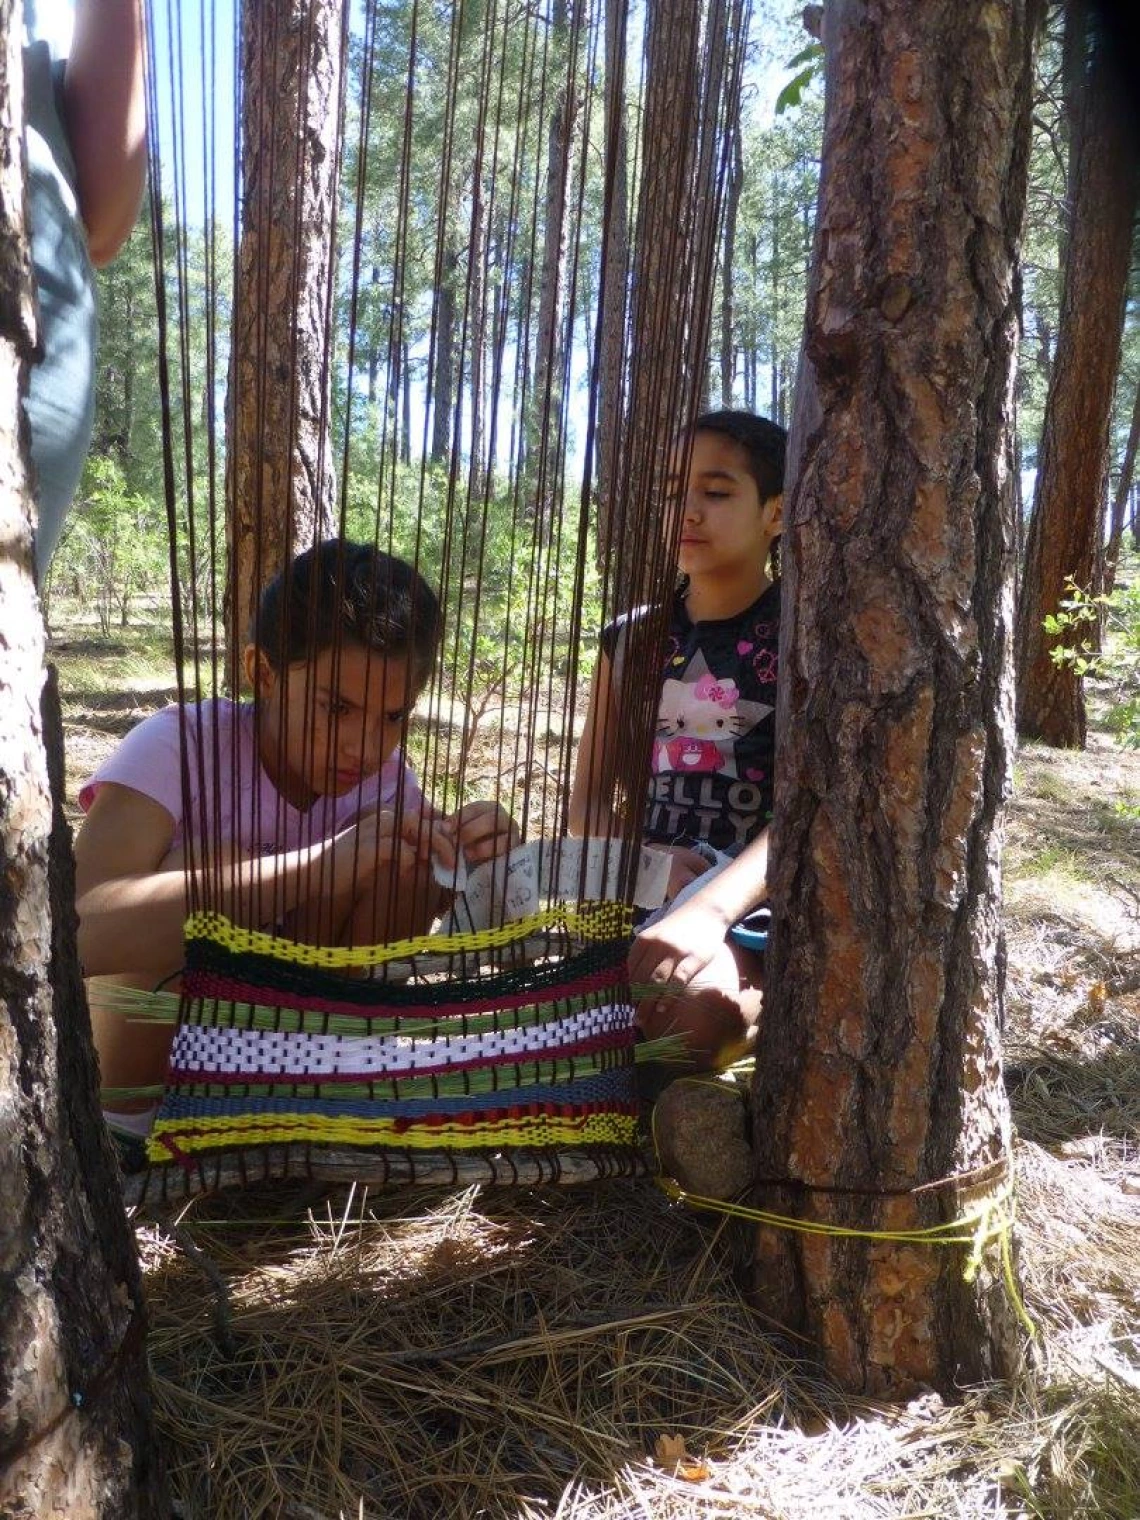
[74,782,426,977]
[568,650,622,838]
[64,0,147,266]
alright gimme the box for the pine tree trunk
[531,0,575,489]
[467,181,486,486]
[1104,377,1140,596]
[1014,7,1138,746]
[597,0,746,860]
[122,276,135,471]
[719,115,742,406]
[621,0,745,604]
[753,0,1042,1399]
[0,22,166,1510]
[225,0,344,674]
[430,243,457,464]
[400,339,412,466]
[594,0,629,557]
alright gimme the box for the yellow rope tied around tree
[651,1089,1037,1338]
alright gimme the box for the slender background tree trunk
[531,0,575,493]
[719,112,742,406]
[594,0,629,556]
[225,0,344,676]
[754,0,1043,1398]
[1,19,166,1511]
[1104,375,1140,596]
[430,242,458,464]
[1014,3,1138,745]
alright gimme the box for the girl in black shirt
[570,411,786,1069]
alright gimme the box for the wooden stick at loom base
[121,1143,648,1209]
[752,0,1042,1399]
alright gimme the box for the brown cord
[748,1153,1011,1200]
[0,1304,148,1470]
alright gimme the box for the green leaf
[785,42,824,70]
[775,64,820,116]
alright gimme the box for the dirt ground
[51,615,1140,1519]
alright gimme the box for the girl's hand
[328,808,444,896]
[627,896,730,1001]
[438,801,520,867]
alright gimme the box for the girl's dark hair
[690,409,787,503]
[252,539,442,688]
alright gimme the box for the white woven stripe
[169,1004,634,1078]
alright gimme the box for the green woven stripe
[94,982,695,1030]
[95,985,609,1038]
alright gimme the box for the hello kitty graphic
[654,669,748,776]
[652,651,774,781]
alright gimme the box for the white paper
[431,849,469,895]
[431,836,671,939]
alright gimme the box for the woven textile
[148,912,640,1172]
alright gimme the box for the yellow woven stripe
[149,1110,635,1158]
[185,904,633,969]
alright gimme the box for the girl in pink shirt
[76,539,514,1140]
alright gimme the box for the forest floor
[50,607,1140,1520]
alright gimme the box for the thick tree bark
[1014,6,1138,745]
[753,0,1042,1398]
[225,0,344,674]
[1,22,166,1511]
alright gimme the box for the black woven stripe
[184,936,630,1008]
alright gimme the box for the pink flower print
[694,673,740,708]
[737,639,754,656]
[752,648,778,685]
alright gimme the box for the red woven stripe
[181,965,628,1022]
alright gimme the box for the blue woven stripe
[159,1068,631,1122]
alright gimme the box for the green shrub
[1043,539,1140,746]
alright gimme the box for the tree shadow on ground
[63,687,181,714]
[137,1177,816,1520]
[132,1158,1140,1520]
[1006,1039,1140,1149]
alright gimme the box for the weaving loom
[113,0,748,1198]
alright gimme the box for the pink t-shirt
[79,698,423,856]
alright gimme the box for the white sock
[103,1104,159,1139]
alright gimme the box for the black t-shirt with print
[602,581,780,857]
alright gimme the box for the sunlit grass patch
[1006,844,1092,886]
[54,644,180,699]
[49,596,181,699]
